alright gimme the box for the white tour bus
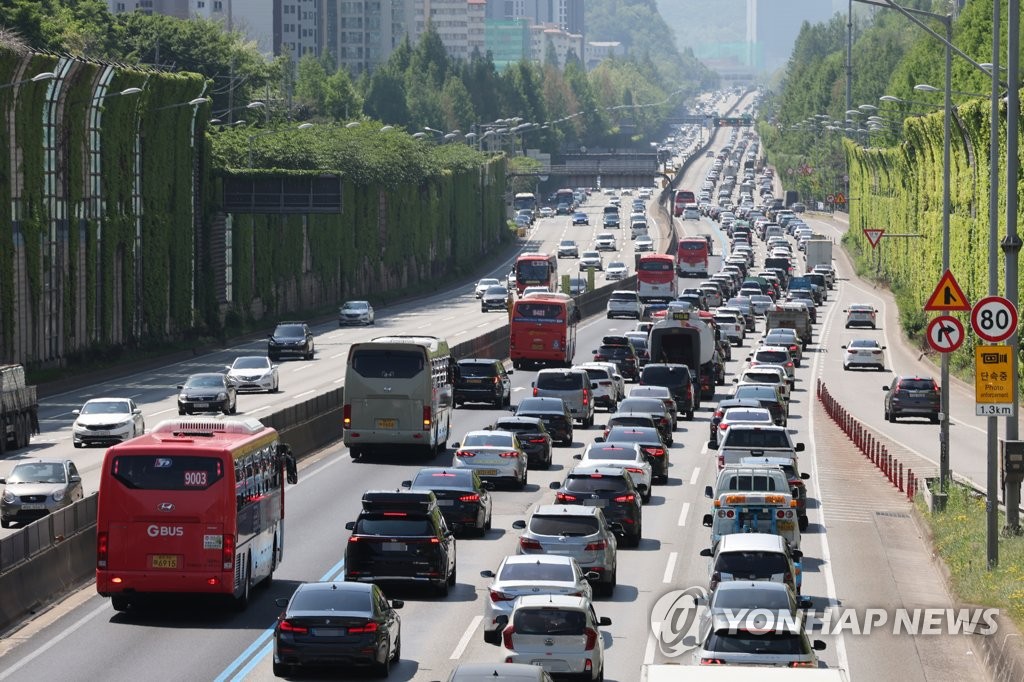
[342,335,454,458]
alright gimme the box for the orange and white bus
[636,254,678,303]
[96,418,295,611]
[510,296,577,370]
[673,189,695,217]
[513,252,559,295]
[677,236,710,277]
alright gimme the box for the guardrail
[0,278,630,633]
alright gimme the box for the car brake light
[717,454,724,469]
[279,620,309,634]
[700,658,726,665]
[583,389,589,406]
[584,540,607,550]
[459,494,480,503]
[97,531,108,569]
[422,406,432,430]
[719,423,730,430]
[493,376,500,385]
[614,493,637,503]
[520,538,542,550]
[383,512,408,517]
[644,447,665,457]
[555,492,578,502]
[498,451,520,458]
[502,625,516,649]
[790,661,815,668]
[533,387,538,396]
[529,437,546,443]
[584,627,599,650]
[222,534,235,571]
[348,621,379,634]
[490,589,515,602]
[343,404,351,429]
[456,451,475,457]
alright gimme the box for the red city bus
[636,254,678,303]
[514,253,559,295]
[510,296,577,369]
[96,417,296,611]
[677,236,710,277]
[673,189,695,217]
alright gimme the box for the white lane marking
[0,602,110,681]
[476,322,490,328]
[453,331,467,337]
[449,615,483,659]
[292,390,315,400]
[330,353,346,359]
[689,467,700,485]
[643,624,660,665]
[151,408,176,416]
[662,552,678,583]
[512,387,526,392]
[678,502,690,526]
[249,405,272,413]
[292,364,313,373]
[442,316,456,321]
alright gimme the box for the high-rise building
[322,0,414,76]
[412,0,486,62]
[485,18,530,70]
[485,0,583,37]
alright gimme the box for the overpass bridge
[510,153,663,189]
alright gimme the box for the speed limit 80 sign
[971,296,1018,343]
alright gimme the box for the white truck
[641,665,850,681]
[804,238,833,272]
[702,490,802,549]
[709,424,805,470]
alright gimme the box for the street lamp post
[986,0,1001,569]
[0,71,57,90]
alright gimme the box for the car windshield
[462,433,515,448]
[231,357,270,370]
[724,473,783,491]
[564,474,629,493]
[582,252,599,259]
[705,630,807,655]
[560,240,575,247]
[723,409,772,424]
[849,339,879,349]
[274,324,305,338]
[289,587,371,613]
[494,421,541,435]
[711,587,792,611]
[609,262,626,270]
[606,426,660,443]
[514,609,586,636]
[185,375,224,388]
[529,515,600,537]
[342,301,368,311]
[485,286,507,295]
[80,400,131,415]
[8,462,66,484]
[411,471,475,489]
[499,562,574,582]
[354,516,434,536]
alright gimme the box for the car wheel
[178,409,186,416]
[843,364,849,371]
[799,516,809,532]
[0,518,10,529]
[519,468,528,490]
[372,641,391,678]
[685,410,694,421]
[271,380,279,393]
[888,411,897,423]
[544,449,553,470]
[562,435,573,447]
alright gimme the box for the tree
[295,54,328,111]
[363,67,409,126]
[440,75,476,132]
[324,67,362,121]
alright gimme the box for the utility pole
[986,0,1001,569]
[846,0,853,114]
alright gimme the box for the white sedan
[475,278,501,298]
[573,442,653,503]
[72,398,145,448]
[338,300,375,326]
[452,430,529,488]
[226,355,280,393]
[594,233,618,252]
[605,261,629,281]
[842,338,886,371]
[635,235,655,252]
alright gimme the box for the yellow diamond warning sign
[924,270,970,311]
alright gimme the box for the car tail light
[614,493,637,503]
[533,386,539,397]
[584,540,607,551]
[343,404,352,429]
[790,661,816,668]
[719,422,730,430]
[489,590,515,602]
[502,625,516,650]
[520,538,542,551]
[97,531,108,569]
[555,492,578,502]
[493,376,500,385]
[348,621,379,634]
[529,437,546,443]
[456,451,475,457]
[279,620,309,635]
[584,628,599,650]
[785,571,793,585]
[222,534,235,571]
[644,447,665,457]
[459,494,480,503]
[498,451,520,458]
[717,455,724,469]
[583,389,589,406]
[422,406,432,430]
[700,658,726,665]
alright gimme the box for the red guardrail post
[907,469,914,498]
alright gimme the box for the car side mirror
[799,597,814,610]
[480,570,496,578]
[791,549,804,561]
[708,441,719,451]
[549,481,561,489]
[0,478,5,485]
[699,548,713,558]
[585,571,601,581]
[483,481,496,491]
[795,443,805,452]
[275,597,289,608]
[591,382,598,389]
[507,369,514,375]
[881,346,887,350]
[512,520,527,530]
[573,454,582,460]
[344,521,356,531]
[591,349,598,354]
[272,364,279,369]
[267,334,273,338]
[177,385,184,390]
[801,472,810,480]
[70,475,82,483]
[813,639,827,651]
[401,480,412,488]
[702,514,714,527]
[225,365,232,371]
[594,436,605,443]
[840,345,847,350]
[705,485,714,499]
[599,617,612,626]
[72,409,81,416]
[509,404,517,412]
[390,599,404,610]
[452,442,461,449]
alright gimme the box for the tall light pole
[986,0,1001,569]
[0,71,57,90]
[846,0,853,114]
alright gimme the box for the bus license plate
[376,418,397,429]
[532,339,543,348]
[151,555,178,569]
[313,627,346,637]
[777,521,795,531]
[382,543,407,552]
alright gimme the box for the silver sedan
[225,356,280,393]
[479,554,595,637]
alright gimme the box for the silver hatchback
[511,505,619,596]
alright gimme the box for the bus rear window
[111,455,224,490]
[351,349,425,379]
[679,242,707,251]
[514,303,565,323]
[638,260,673,272]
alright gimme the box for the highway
[0,92,986,682]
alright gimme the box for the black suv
[401,468,493,537]
[268,322,315,361]
[640,363,697,418]
[593,336,639,382]
[491,416,553,469]
[883,376,940,423]
[514,397,574,447]
[454,358,513,408]
[344,490,457,596]
[550,465,644,547]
